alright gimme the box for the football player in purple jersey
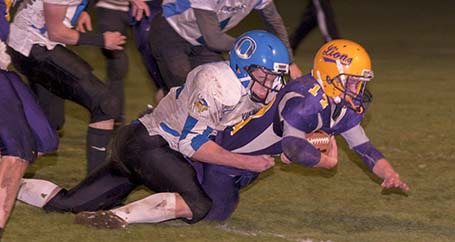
[0,1,58,235]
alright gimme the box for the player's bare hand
[382,173,410,192]
[289,63,303,80]
[130,0,150,21]
[243,155,275,172]
[326,136,338,159]
[314,136,338,169]
[76,11,92,33]
[280,153,292,165]
[103,32,126,50]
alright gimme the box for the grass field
[3,0,455,241]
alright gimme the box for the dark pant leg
[290,1,318,51]
[96,7,130,124]
[9,45,121,123]
[189,45,224,69]
[31,83,65,131]
[317,0,340,41]
[44,160,136,213]
[44,125,139,212]
[0,71,36,162]
[149,14,192,89]
[122,123,212,223]
[7,71,58,154]
[131,2,166,90]
[201,166,240,221]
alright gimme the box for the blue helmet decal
[235,36,257,60]
[229,30,290,80]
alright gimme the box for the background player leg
[97,7,130,127]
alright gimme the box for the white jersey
[8,0,82,56]
[139,61,261,157]
[162,0,272,46]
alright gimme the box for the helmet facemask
[329,71,373,113]
[245,65,286,105]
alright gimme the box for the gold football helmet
[312,39,373,113]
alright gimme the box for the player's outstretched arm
[192,140,275,173]
[372,159,410,192]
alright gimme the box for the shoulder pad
[193,62,242,106]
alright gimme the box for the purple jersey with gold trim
[215,74,366,155]
[204,74,381,221]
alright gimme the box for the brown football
[306,130,331,153]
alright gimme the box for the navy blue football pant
[8,45,121,123]
[148,12,224,89]
[44,122,212,223]
[0,70,58,162]
[43,121,257,222]
[201,164,258,220]
[130,0,166,90]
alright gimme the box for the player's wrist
[77,32,104,48]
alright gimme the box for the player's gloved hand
[76,11,92,33]
[241,154,275,173]
[381,172,410,192]
[103,32,127,50]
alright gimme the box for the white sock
[111,193,177,224]
[17,179,62,208]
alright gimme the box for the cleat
[74,211,128,229]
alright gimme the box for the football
[306,130,331,153]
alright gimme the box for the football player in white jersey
[7,0,127,172]
[17,31,291,226]
[146,0,302,103]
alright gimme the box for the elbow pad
[282,136,321,167]
[352,141,384,170]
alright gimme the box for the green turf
[3,1,455,241]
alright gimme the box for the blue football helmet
[229,30,290,104]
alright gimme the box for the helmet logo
[234,36,256,60]
[322,45,353,65]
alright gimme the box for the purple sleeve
[352,141,385,170]
[281,96,320,133]
[282,136,321,167]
